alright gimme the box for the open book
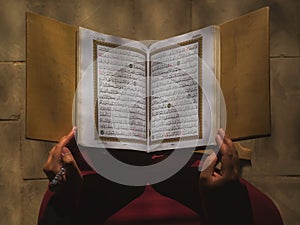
[76,26,221,152]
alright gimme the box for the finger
[61,147,83,188]
[200,152,218,180]
[61,147,82,176]
[215,134,224,149]
[213,172,221,178]
[216,134,234,177]
[216,134,233,159]
[221,131,239,158]
[218,128,235,149]
[218,133,239,173]
[216,134,236,159]
[219,150,240,180]
[61,147,75,166]
[223,135,234,151]
[218,128,225,139]
[58,127,77,148]
[220,153,234,176]
[219,154,233,177]
[225,138,238,159]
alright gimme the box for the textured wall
[0,0,299,225]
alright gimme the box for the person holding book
[38,128,283,225]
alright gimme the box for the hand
[198,129,253,225]
[43,127,83,192]
[199,128,240,189]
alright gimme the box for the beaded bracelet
[49,167,65,191]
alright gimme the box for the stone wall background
[0,0,299,224]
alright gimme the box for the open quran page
[148,26,220,152]
[76,27,148,151]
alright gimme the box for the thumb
[199,152,217,180]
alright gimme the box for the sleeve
[38,173,103,225]
[38,172,97,225]
[38,189,76,225]
[38,173,146,225]
[240,179,283,225]
[200,179,253,225]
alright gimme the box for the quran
[76,26,221,152]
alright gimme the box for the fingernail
[61,147,70,155]
[219,128,225,137]
[72,127,77,136]
[61,151,72,158]
[208,152,216,160]
[199,152,216,171]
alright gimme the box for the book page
[77,27,148,151]
[150,39,202,143]
[94,41,147,142]
[149,26,220,151]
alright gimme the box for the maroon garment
[104,185,201,225]
[38,175,283,225]
[241,179,284,225]
[38,139,282,225]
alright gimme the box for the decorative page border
[93,40,147,144]
[149,37,203,144]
